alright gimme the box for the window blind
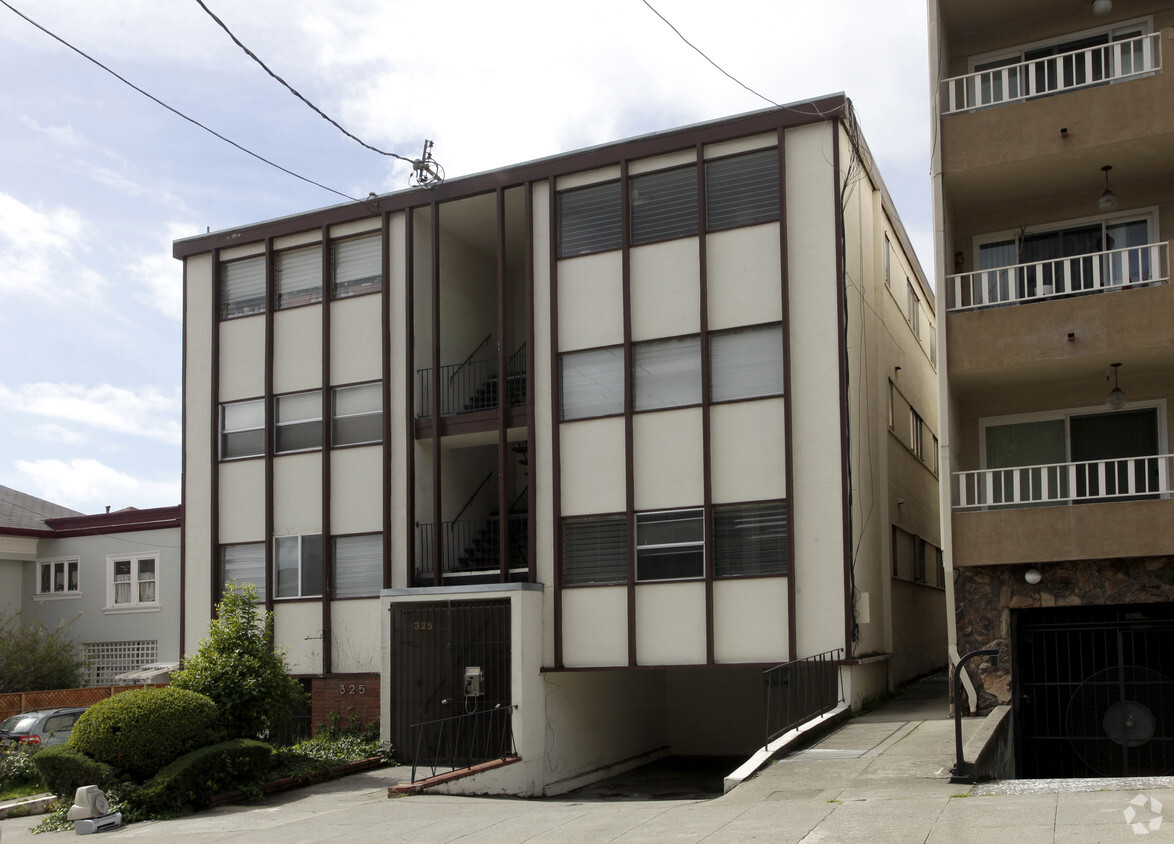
[714,500,787,577]
[220,256,266,319]
[710,324,784,402]
[335,534,382,598]
[222,543,265,599]
[563,516,627,586]
[561,346,625,420]
[706,149,780,231]
[631,166,698,245]
[333,234,382,297]
[557,182,622,257]
[276,245,322,309]
[633,336,701,411]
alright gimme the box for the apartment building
[0,485,181,685]
[929,0,1174,779]
[175,95,941,795]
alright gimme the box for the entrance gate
[388,599,511,767]
[1012,602,1174,778]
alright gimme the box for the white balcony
[942,33,1161,114]
[945,242,1167,312]
[953,454,1173,509]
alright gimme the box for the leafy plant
[31,743,121,799]
[0,745,47,800]
[0,611,86,692]
[172,582,308,740]
[69,686,220,780]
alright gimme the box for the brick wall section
[311,674,380,731]
[953,556,1174,714]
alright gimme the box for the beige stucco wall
[275,600,322,673]
[218,315,265,401]
[329,446,383,535]
[331,598,381,673]
[273,306,324,394]
[557,252,624,352]
[330,295,383,386]
[632,409,704,510]
[630,239,700,340]
[709,398,787,504]
[635,581,706,665]
[713,577,788,663]
[558,418,625,516]
[706,224,783,330]
[273,453,322,536]
[561,586,628,667]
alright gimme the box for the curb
[0,793,58,819]
[211,756,388,807]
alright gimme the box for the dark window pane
[301,535,323,597]
[558,182,622,257]
[631,166,698,245]
[636,546,704,581]
[223,428,265,459]
[333,413,382,446]
[563,516,627,586]
[276,420,322,453]
[706,149,780,231]
[714,500,788,577]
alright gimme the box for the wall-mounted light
[1024,568,1042,585]
[1107,362,1127,410]
[1091,0,1113,15]
[1098,165,1119,211]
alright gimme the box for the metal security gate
[389,599,511,768]
[1012,602,1174,778]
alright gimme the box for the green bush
[172,583,308,739]
[132,739,272,815]
[69,686,220,780]
[0,611,86,692]
[31,743,121,798]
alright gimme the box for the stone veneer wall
[953,557,1174,714]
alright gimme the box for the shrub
[132,739,272,815]
[31,743,121,798]
[0,611,85,692]
[172,583,308,739]
[69,686,220,780]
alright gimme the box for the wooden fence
[0,684,167,722]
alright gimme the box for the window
[221,399,264,459]
[557,181,622,258]
[561,346,624,421]
[710,324,784,402]
[911,409,925,460]
[332,383,382,446]
[630,166,698,245]
[634,335,701,412]
[107,554,158,609]
[221,543,265,600]
[636,509,703,581]
[706,148,779,231]
[714,500,787,577]
[276,245,322,309]
[334,534,382,598]
[883,234,891,287]
[906,280,920,337]
[220,256,266,319]
[562,515,627,586]
[37,558,79,596]
[332,233,382,298]
[275,391,322,453]
[275,534,323,599]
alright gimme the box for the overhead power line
[0,0,360,201]
[194,0,443,187]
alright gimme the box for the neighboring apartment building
[0,485,181,685]
[174,95,942,795]
[929,0,1174,779]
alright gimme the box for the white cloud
[29,424,90,447]
[0,193,108,305]
[128,222,191,321]
[0,382,181,446]
[14,457,179,513]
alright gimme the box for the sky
[0,0,932,514]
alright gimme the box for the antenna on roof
[410,140,445,189]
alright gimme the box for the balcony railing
[416,343,527,419]
[945,242,1167,312]
[942,33,1161,114]
[416,514,529,583]
[953,454,1174,509]
[763,649,844,750]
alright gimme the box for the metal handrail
[416,514,529,579]
[449,333,492,384]
[762,649,844,749]
[409,704,518,783]
[452,472,494,525]
[953,454,1174,509]
[946,242,1168,311]
[941,32,1161,114]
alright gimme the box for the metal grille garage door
[1012,602,1174,778]
[388,599,511,766]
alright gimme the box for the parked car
[0,707,87,747]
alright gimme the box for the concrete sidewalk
[3,678,1172,842]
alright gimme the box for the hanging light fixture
[1091,0,1113,15]
[1107,363,1127,410]
[1098,165,1119,211]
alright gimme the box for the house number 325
[339,684,366,695]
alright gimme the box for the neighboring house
[929,0,1174,778]
[174,95,942,795]
[0,484,181,686]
